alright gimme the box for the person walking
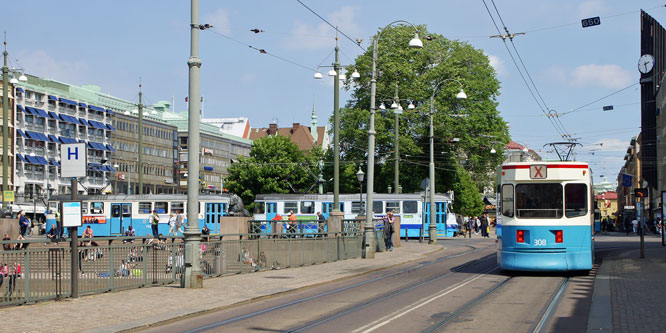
[383,210,395,251]
[167,213,177,236]
[287,211,297,237]
[480,213,489,238]
[316,211,326,237]
[17,210,30,237]
[150,210,160,239]
[631,217,639,235]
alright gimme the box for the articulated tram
[496,161,594,272]
[45,194,230,237]
[253,193,458,238]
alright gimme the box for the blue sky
[4,0,665,185]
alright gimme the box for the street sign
[60,143,87,178]
[581,16,601,28]
[2,191,14,202]
[622,174,632,187]
[603,105,613,111]
[635,188,648,198]
[61,201,82,227]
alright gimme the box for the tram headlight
[516,230,525,243]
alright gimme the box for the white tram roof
[255,193,453,201]
[49,194,231,202]
[500,161,590,182]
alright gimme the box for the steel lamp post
[427,79,466,244]
[356,167,365,215]
[364,21,422,259]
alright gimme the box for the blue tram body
[496,162,594,272]
[45,194,229,237]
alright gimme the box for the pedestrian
[55,210,63,238]
[124,225,135,243]
[17,210,30,237]
[201,224,210,242]
[175,211,185,235]
[631,217,638,235]
[0,263,7,289]
[150,210,160,239]
[287,211,297,237]
[480,213,489,238]
[46,224,58,243]
[383,210,395,251]
[2,233,10,251]
[167,213,177,236]
[316,211,326,237]
[456,215,463,237]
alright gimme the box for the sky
[3,0,665,186]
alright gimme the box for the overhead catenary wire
[295,0,366,52]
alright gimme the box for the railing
[0,231,362,307]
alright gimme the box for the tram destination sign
[530,165,547,179]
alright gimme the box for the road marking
[353,267,496,333]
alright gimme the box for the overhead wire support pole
[138,79,143,195]
[2,37,9,212]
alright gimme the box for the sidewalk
[588,233,666,332]
[0,242,444,333]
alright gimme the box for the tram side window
[155,202,168,214]
[254,202,265,214]
[403,201,418,214]
[139,202,152,214]
[301,201,315,214]
[373,201,383,214]
[284,202,298,214]
[386,201,400,214]
[90,202,104,214]
[501,184,514,217]
[351,201,366,214]
[112,205,120,218]
[565,183,587,217]
[171,202,184,214]
[81,202,89,214]
[515,183,563,219]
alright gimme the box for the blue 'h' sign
[67,147,79,160]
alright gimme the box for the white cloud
[592,138,628,152]
[488,54,507,76]
[240,73,257,85]
[578,0,610,18]
[17,50,90,84]
[204,8,231,35]
[287,6,362,50]
[570,64,632,89]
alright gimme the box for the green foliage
[225,135,323,206]
[334,24,509,210]
[451,165,485,216]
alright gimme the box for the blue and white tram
[253,193,456,238]
[45,194,230,237]
[497,162,594,272]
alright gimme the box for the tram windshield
[515,183,563,219]
[565,183,588,217]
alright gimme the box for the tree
[336,24,509,209]
[225,135,323,208]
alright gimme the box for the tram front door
[110,203,132,235]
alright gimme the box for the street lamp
[365,20,422,259]
[137,82,144,195]
[427,78,466,245]
[356,167,365,216]
[113,164,119,194]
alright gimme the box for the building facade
[616,134,641,223]
[202,117,251,139]
[0,84,16,199]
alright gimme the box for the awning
[16,154,27,163]
[88,105,105,112]
[48,134,60,143]
[105,144,116,152]
[25,130,49,141]
[78,102,88,108]
[79,139,87,144]
[59,137,78,144]
[48,95,58,102]
[59,114,81,124]
[203,166,214,171]
[106,109,114,115]
[33,108,49,118]
[16,129,27,138]
[79,118,91,127]
[58,98,78,106]
[106,165,116,172]
[88,120,107,129]
[16,88,24,93]
[88,142,107,151]
[17,105,25,113]
[49,158,61,167]
[48,111,61,120]
[23,106,36,115]
[25,155,48,165]
[106,124,116,131]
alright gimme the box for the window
[351,201,366,214]
[502,184,514,217]
[81,202,89,214]
[171,202,184,214]
[403,201,418,213]
[122,205,131,217]
[90,202,104,214]
[515,183,563,219]
[284,202,298,214]
[386,201,400,214]
[155,202,168,214]
[254,202,265,214]
[139,202,152,214]
[300,201,315,214]
[373,201,383,214]
[565,183,588,217]
[112,205,120,218]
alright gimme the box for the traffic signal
[634,188,648,197]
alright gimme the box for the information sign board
[60,143,87,178]
[2,191,14,202]
[62,201,82,227]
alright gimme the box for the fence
[0,230,362,307]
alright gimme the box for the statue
[227,194,250,217]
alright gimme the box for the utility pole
[393,81,401,194]
[332,37,340,212]
[138,80,143,195]
[2,38,9,211]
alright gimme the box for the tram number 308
[533,239,547,246]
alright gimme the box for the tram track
[180,243,494,333]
